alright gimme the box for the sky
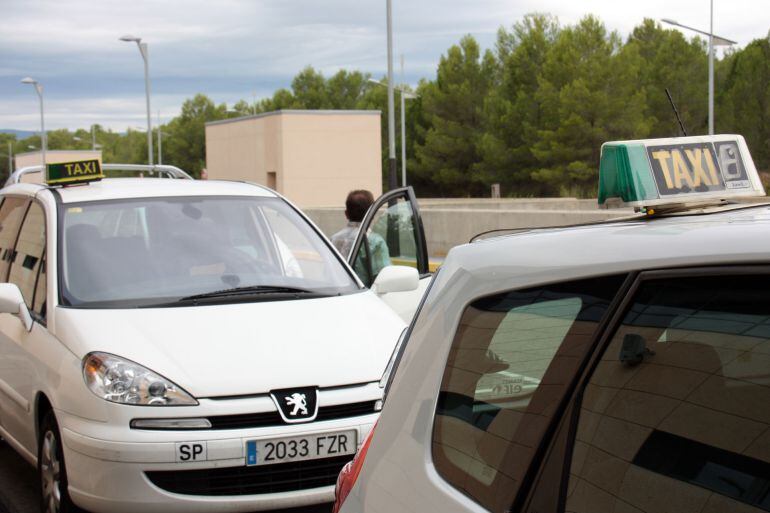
[0,0,767,131]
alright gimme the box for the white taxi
[335,135,770,513]
[0,161,429,513]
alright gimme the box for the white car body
[0,176,424,513]
[341,203,770,513]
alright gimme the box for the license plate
[245,430,357,466]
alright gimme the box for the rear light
[333,422,377,513]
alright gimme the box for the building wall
[205,110,382,208]
[14,150,102,183]
[279,113,382,207]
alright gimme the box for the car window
[261,204,333,283]
[8,202,46,318]
[353,194,422,287]
[566,273,770,513]
[60,196,359,308]
[432,275,626,512]
[0,197,29,281]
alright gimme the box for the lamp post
[20,77,46,168]
[385,0,397,191]
[120,34,154,165]
[369,77,417,187]
[662,6,736,135]
[157,111,163,165]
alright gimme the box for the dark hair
[345,189,375,222]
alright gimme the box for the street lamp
[157,111,163,165]
[21,77,46,167]
[385,0,396,191]
[369,78,417,187]
[120,34,154,165]
[662,4,737,135]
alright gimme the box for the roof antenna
[665,88,688,136]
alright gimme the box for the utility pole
[385,0,397,191]
[400,54,407,187]
[661,10,735,135]
[120,35,154,165]
[708,0,714,135]
[157,110,163,165]
[21,77,46,169]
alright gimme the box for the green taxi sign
[46,159,104,186]
[598,135,765,209]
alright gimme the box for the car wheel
[38,411,78,513]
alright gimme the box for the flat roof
[205,109,382,127]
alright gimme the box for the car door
[348,187,431,322]
[0,198,54,456]
[520,267,770,513]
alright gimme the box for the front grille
[146,455,350,496]
[207,400,377,430]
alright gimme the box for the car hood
[53,291,405,398]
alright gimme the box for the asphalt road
[0,439,332,513]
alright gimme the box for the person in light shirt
[331,190,391,285]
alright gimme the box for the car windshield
[60,195,359,308]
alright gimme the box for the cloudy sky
[1,0,767,131]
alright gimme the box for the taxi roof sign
[46,159,104,186]
[598,135,765,209]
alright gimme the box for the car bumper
[56,390,379,513]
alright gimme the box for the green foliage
[718,37,770,170]
[162,94,228,177]
[412,36,497,196]
[530,16,650,196]
[7,15,769,196]
[627,18,709,137]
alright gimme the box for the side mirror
[0,283,33,331]
[371,266,419,295]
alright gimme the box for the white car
[335,135,770,513]
[0,162,430,513]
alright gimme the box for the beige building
[14,150,103,183]
[205,110,382,207]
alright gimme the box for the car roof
[437,203,770,299]
[0,178,277,203]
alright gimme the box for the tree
[627,19,709,137]
[718,37,770,170]
[0,133,16,183]
[163,94,227,177]
[290,67,328,108]
[477,14,560,195]
[412,35,497,196]
[532,16,650,196]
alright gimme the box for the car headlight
[83,352,197,406]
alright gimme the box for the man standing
[331,190,373,257]
[331,190,391,286]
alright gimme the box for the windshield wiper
[179,285,320,302]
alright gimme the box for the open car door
[348,186,432,322]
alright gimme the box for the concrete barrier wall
[303,198,633,257]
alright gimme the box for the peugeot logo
[285,393,308,416]
[271,387,318,423]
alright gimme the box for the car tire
[38,411,78,513]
